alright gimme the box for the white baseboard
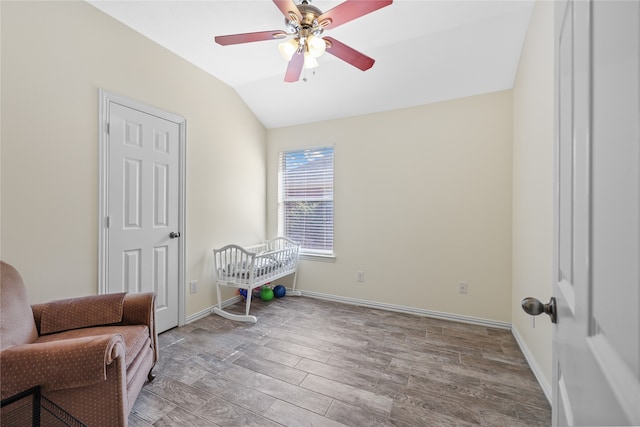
[300,290,511,330]
[184,306,212,324]
[511,324,552,403]
[185,292,510,330]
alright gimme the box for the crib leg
[245,289,253,316]
[288,270,302,297]
[215,282,223,310]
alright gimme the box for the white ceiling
[88,0,534,129]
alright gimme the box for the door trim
[98,89,186,328]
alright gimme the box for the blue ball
[273,285,286,298]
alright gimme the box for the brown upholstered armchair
[0,261,158,426]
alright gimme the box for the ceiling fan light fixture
[307,34,326,58]
[303,51,319,69]
[278,38,299,61]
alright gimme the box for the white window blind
[278,147,334,255]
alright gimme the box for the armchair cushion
[36,325,150,369]
[39,292,127,335]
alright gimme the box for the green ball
[260,286,274,301]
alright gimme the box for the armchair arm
[31,303,46,333]
[0,334,125,399]
[121,292,158,363]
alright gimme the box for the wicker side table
[1,386,86,427]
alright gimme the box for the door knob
[521,297,557,324]
[169,231,181,239]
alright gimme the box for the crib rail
[245,237,299,255]
[213,237,299,288]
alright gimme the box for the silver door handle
[169,231,181,239]
[521,297,557,324]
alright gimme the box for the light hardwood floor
[129,296,551,426]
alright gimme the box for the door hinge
[106,122,110,135]
[105,216,110,228]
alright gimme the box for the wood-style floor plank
[130,296,551,426]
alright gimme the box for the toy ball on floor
[260,286,274,301]
[273,285,286,298]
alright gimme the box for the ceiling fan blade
[319,0,392,29]
[324,37,375,71]
[215,30,287,46]
[273,0,302,22]
[284,52,304,82]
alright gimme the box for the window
[278,147,334,257]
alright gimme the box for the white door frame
[98,89,186,328]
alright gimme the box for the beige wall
[0,1,266,316]
[267,91,513,323]
[0,2,3,260]
[511,0,555,395]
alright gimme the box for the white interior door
[551,1,640,425]
[99,92,185,333]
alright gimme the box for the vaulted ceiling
[88,1,534,129]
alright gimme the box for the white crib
[212,237,300,323]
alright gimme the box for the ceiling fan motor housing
[297,3,322,28]
[286,1,327,34]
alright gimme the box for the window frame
[277,146,335,261]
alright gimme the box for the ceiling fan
[214,0,393,82]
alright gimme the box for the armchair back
[0,261,38,350]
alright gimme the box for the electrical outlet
[190,280,198,294]
[458,282,468,294]
[357,271,365,283]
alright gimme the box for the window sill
[299,253,336,263]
